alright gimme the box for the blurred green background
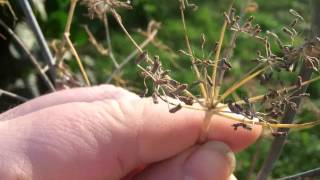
[0,0,319,179]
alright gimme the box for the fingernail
[208,141,236,175]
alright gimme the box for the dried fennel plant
[116,0,320,143]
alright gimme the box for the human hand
[0,85,261,180]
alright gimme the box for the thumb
[133,141,236,180]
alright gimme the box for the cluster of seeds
[81,0,132,19]
[136,52,194,113]
[133,2,320,136]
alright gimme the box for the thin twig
[0,89,28,102]
[111,8,143,52]
[179,0,208,100]
[103,13,120,68]
[17,0,56,80]
[0,19,56,92]
[211,1,234,103]
[56,0,78,67]
[64,34,91,86]
[216,66,269,105]
[107,28,158,83]
[277,167,320,180]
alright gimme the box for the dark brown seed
[135,51,147,64]
[171,84,188,95]
[228,101,242,114]
[221,58,232,70]
[151,56,161,74]
[179,96,194,105]
[169,104,182,113]
[232,123,252,131]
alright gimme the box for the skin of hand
[0,85,261,180]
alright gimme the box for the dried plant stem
[107,28,158,83]
[216,66,269,105]
[217,111,320,129]
[179,0,208,100]
[111,9,143,53]
[1,0,17,21]
[0,19,56,92]
[211,16,228,104]
[198,111,215,143]
[17,0,56,81]
[0,89,28,102]
[57,0,78,67]
[211,1,235,104]
[215,75,320,109]
[64,34,91,86]
[103,14,120,68]
[277,167,320,180]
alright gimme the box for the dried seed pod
[289,9,304,21]
[179,96,194,105]
[227,101,243,114]
[171,84,188,95]
[221,58,232,70]
[169,104,182,113]
[135,51,147,64]
[232,123,252,131]
[151,56,161,74]
[289,18,298,28]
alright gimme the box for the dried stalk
[103,14,120,68]
[107,28,158,83]
[0,89,28,102]
[17,0,56,81]
[56,0,78,67]
[0,19,55,92]
[64,34,91,86]
[179,0,208,100]
[211,1,234,104]
[277,167,320,180]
